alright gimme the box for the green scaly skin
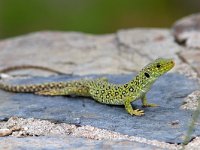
[0,58,174,116]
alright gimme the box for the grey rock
[0,32,121,76]
[0,28,199,148]
[0,73,199,144]
[0,136,155,150]
[179,50,200,75]
[172,13,200,49]
[117,28,182,66]
[0,29,183,76]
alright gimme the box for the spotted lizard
[0,58,174,116]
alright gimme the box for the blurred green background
[0,0,199,39]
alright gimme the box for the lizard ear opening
[156,63,161,68]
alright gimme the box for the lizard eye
[156,63,161,68]
[144,72,150,78]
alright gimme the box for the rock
[179,50,200,75]
[0,117,180,149]
[0,29,183,76]
[172,13,200,49]
[181,91,200,110]
[0,32,121,75]
[0,126,21,137]
[117,28,182,62]
[0,136,156,150]
[0,73,199,143]
[0,129,12,137]
[0,28,199,148]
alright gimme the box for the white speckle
[0,73,12,79]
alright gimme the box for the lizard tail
[0,73,91,95]
[0,81,69,93]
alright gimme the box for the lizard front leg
[124,98,144,116]
[141,95,158,107]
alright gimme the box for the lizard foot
[142,103,159,107]
[130,109,144,116]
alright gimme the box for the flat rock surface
[0,73,199,143]
[0,29,183,76]
[0,26,200,149]
[179,50,200,75]
[0,136,155,150]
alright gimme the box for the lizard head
[141,58,175,80]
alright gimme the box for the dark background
[0,0,199,39]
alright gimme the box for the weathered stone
[0,28,199,148]
[0,128,12,137]
[0,73,199,143]
[0,29,183,76]
[172,13,200,49]
[0,136,156,150]
[179,50,200,75]
[0,32,121,75]
[117,29,182,64]
[181,90,200,110]
[0,117,180,149]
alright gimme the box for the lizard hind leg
[141,95,159,107]
[35,88,68,96]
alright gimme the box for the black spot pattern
[129,87,134,92]
[157,63,161,68]
[144,72,150,78]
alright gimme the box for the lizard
[0,58,174,116]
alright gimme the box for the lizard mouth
[166,59,175,71]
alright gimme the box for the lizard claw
[131,109,144,116]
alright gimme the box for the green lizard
[0,58,174,116]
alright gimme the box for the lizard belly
[92,95,124,105]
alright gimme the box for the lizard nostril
[170,60,175,68]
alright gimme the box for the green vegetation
[0,0,199,39]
